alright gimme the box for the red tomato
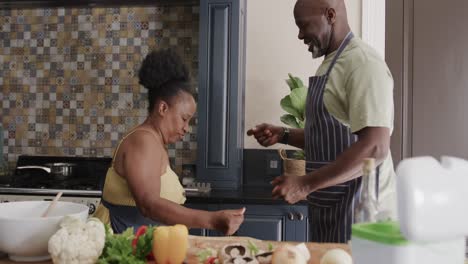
[132,225,148,248]
[205,256,218,264]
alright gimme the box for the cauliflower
[48,216,106,264]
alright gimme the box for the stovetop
[0,155,112,196]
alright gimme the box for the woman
[95,49,245,235]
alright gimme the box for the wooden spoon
[41,191,63,218]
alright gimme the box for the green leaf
[280,96,301,118]
[247,240,259,256]
[267,243,274,251]
[293,76,304,88]
[286,78,296,91]
[121,227,134,238]
[280,114,300,128]
[281,73,306,129]
[289,87,307,119]
[98,225,145,264]
[292,150,306,160]
[288,73,304,89]
[287,73,305,90]
[197,248,216,263]
[134,226,155,260]
[297,119,305,128]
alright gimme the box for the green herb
[134,226,155,260]
[197,248,215,263]
[247,240,259,256]
[97,225,145,264]
[267,242,274,252]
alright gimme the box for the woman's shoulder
[120,128,166,156]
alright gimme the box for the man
[247,0,396,243]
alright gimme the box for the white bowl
[0,201,88,262]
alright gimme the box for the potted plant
[278,73,306,176]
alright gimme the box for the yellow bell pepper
[153,224,189,264]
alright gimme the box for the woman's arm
[116,131,243,234]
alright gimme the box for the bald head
[294,0,347,18]
[293,0,350,58]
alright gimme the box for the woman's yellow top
[94,128,186,224]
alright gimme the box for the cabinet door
[185,203,219,236]
[292,205,309,242]
[197,0,247,189]
[235,214,285,241]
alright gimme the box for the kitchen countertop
[1,236,467,264]
[185,186,309,205]
[0,235,349,264]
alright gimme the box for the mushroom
[255,251,273,264]
[223,256,259,264]
[219,244,250,263]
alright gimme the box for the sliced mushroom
[219,244,249,263]
[223,256,259,264]
[255,251,273,264]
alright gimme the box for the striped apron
[305,32,361,243]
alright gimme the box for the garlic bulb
[320,248,352,264]
[271,245,307,264]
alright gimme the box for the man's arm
[304,126,390,192]
[246,124,305,149]
[284,128,305,149]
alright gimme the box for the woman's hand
[211,208,246,235]
[247,123,284,147]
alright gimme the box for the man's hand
[246,123,284,147]
[271,175,312,204]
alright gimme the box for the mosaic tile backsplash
[0,5,199,175]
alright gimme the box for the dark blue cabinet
[186,203,309,242]
[196,0,247,189]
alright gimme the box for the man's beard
[311,44,323,59]
[311,25,334,59]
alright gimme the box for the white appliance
[351,156,468,264]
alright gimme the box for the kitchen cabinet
[387,0,468,162]
[186,203,309,242]
[196,0,247,189]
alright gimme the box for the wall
[387,0,468,162]
[244,0,363,149]
[0,5,199,174]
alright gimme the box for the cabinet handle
[296,212,304,221]
[287,212,295,221]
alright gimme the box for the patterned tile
[1,4,199,174]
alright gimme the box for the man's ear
[326,8,336,24]
[158,100,169,116]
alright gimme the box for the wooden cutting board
[0,236,348,264]
[186,235,350,264]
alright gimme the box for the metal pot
[17,163,76,177]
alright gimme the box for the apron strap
[325,31,354,76]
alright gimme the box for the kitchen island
[0,235,349,264]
